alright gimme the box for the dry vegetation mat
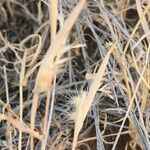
[0,0,150,150]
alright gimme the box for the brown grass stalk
[0,114,42,140]
[41,0,58,148]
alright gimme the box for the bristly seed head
[69,91,88,122]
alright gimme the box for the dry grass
[0,0,150,150]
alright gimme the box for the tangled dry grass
[0,0,150,150]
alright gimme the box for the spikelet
[71,47,113,150]
[34,0,86,93]
[71,91,89,150]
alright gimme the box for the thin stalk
[19,52,26,150]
